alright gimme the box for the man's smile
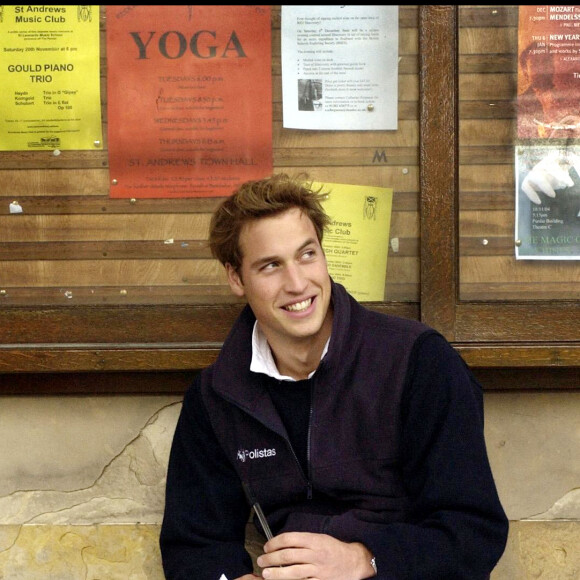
[283,297,313,312]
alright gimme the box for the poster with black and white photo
[515,145,580,259]
[281,5,398,131]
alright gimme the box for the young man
[160,173,509,580]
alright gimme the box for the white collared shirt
[250,322,329,381]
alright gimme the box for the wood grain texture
[419,5,457,338]
[1,6,579,382]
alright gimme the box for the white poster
[281,5,399,131]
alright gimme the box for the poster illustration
[106,5,272,198]
[515,145,580,259]
[516,7,580,260]
[517,6,580,140]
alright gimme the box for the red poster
[106,5,272,198]
[517,5,580,140]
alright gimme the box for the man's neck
[273,343,324,380]
[268,314,333,381]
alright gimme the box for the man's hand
[256,531,376,580]
[522,150,580,204]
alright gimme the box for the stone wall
[0,391,578,579]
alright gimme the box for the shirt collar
[250,321,329,382]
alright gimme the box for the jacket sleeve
[324,332,508,579]
[159,375,254,580]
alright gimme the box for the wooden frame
[1,6,578,393]
[419,6,579,371]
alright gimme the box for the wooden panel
[0,259,224,287]
[455,302,580,342]
[459,256,580,284]
[2,5,578,381]
[419,5,579,366]
[0,6,424,379]
[0,364,578,395]
[457,5,580,303]
[1,185,419,215]
[1,7,421,316]
[419,5,457,339]
[2,214,212,241]
[458,6,518,29]
[0,302,420,352]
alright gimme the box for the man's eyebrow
[248,238,318,270]
[249,254,279,270]
[297,238,317,252]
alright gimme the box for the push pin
[367,104,374,112]
[9,201,23,214]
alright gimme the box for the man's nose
[283,263,307,292]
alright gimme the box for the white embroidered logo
[237,448,277,462]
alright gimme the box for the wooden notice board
[0,6,578,393]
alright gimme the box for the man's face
[226,207,332,347]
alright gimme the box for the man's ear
[226,263,245,297]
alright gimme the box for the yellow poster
[318,182,393,301]
[0,5,102,151]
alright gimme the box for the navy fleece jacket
[160,282,508,579]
